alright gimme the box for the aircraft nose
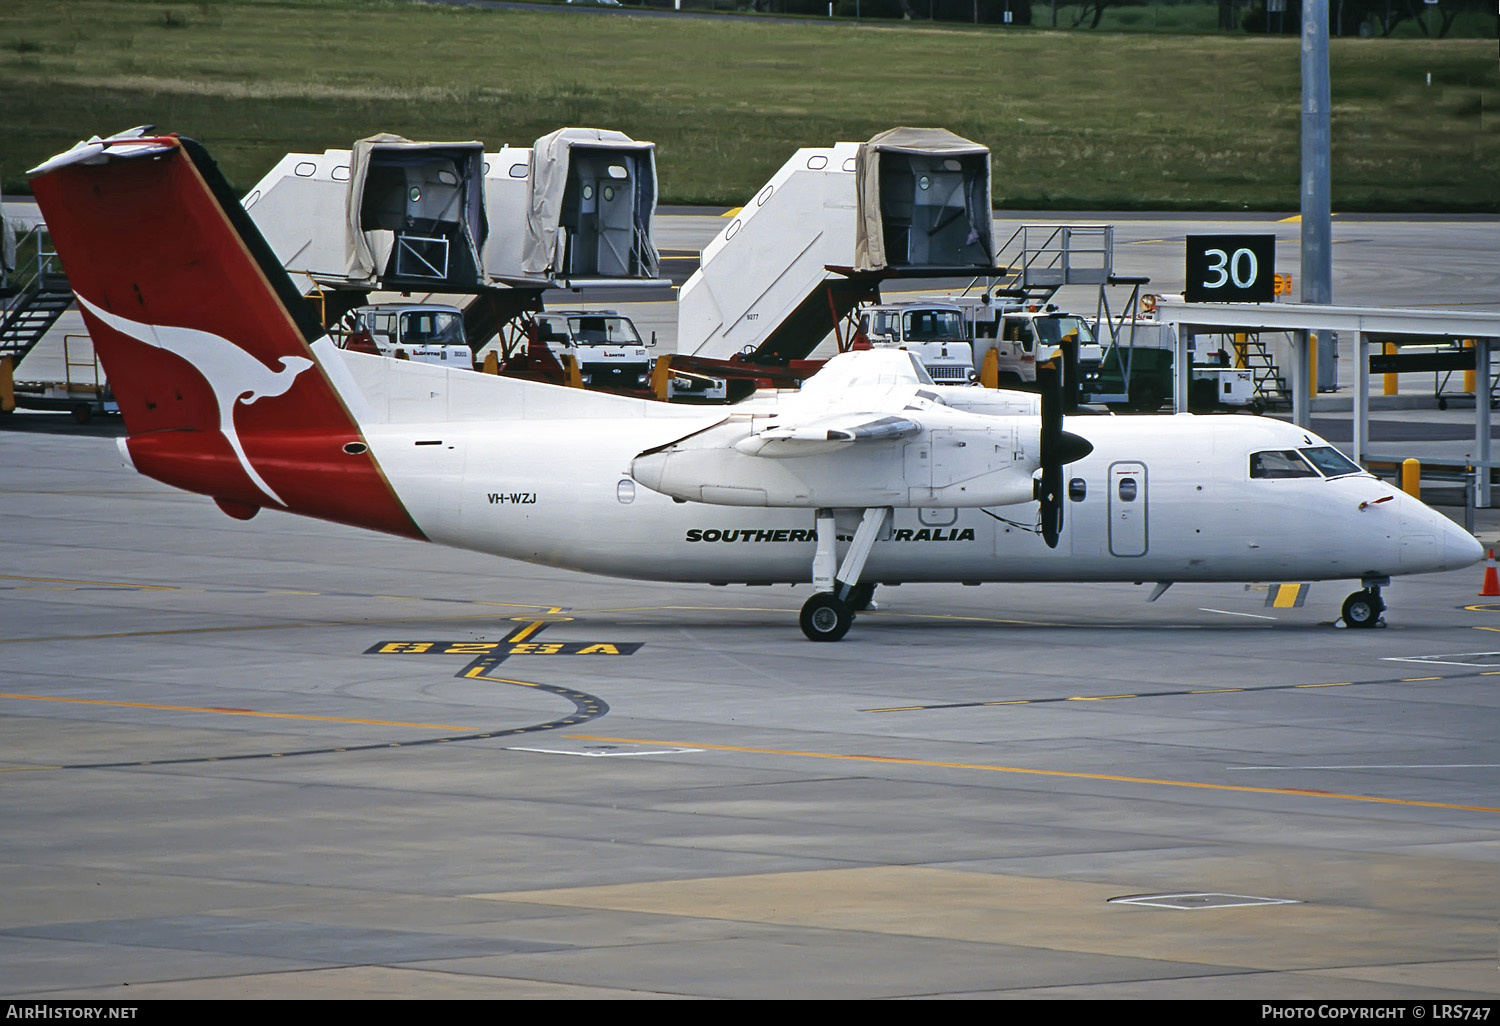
[1401,494,1484,572]
[1443,516,1485,569]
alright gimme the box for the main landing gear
[1340,576,1388,629]
[799,507,888,642]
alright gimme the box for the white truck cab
[970,304,1097,385]
[857,302,976,384]
[343,303,471,367]
[533,310,655,389]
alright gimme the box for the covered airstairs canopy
[345,134,488,289]
[854,127,994,273]
[520,127,659,283]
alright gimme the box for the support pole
[1301,0,1333,311]
[1352,330,1367,465]
[1477,340,1492,507]
[1291,330,1311,428]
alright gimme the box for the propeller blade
[1034,355,1092,549]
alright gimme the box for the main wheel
[1341,589,1384,629]
[800,593,853,642]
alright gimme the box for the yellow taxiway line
[567,733,1500,815]
[0,692,471,731]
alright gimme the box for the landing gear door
[1108,461,1148,557]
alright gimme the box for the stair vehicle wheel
[1341,589,1383,629]
[800,593,853,642]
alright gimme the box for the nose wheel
[1341,587,1385,629]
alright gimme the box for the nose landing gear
[1340,577,1389,629]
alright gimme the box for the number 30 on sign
[1184,235,1276,303]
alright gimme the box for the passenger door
[1108,461,1148,557]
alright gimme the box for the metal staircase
[1234,333,1291,409]
[1,225,73,370]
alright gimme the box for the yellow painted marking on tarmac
[866,705,926,713]
[507,620,548,643]
[0,574,177,591]
[721,207,742,218]
[1067,694,1137,701]
[1191,688,1244,694]
[1474,626,1500,633]
[1401,677,1442,682]
[566,733,1500,814]
[462,666,540,687]
[1295,682,1351,688]
[984,700,1031,706]
[1271,584,1303,609]
[0,766,62,773]
[1482,671,1500,676]
[0,693,471,730]
[1279,214,1302,223]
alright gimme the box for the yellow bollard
[1308,332,1318,398]
[980,348,999,389]
[481,351,499,375]
[1384,342,1398,396]
[650,355,673,400]
[1401,458,1421,499]
[0,356,14,414]
[1233,333,1247,370]
[1464,338,1475,396]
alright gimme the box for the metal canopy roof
[1153,298,1500,505]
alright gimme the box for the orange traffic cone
[1481,550,1500,597]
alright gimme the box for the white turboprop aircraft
[28,132,1483,640]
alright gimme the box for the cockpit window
[1300,446,1362,478]
[1250,450,1319,479]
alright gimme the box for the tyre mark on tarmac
[1,677,608,771]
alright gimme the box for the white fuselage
[320,342,1479,588]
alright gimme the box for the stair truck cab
[343,303,472,367]
[533,310,656,391]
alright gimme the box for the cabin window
[1068,478,1086,502]
[1250,450,1319,479]
[1300,446,1362,478]
[1117,477,1138,502]
[806,155,828,170]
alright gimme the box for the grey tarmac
[1,429,1497,999]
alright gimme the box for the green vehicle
[1079,320,1263,413]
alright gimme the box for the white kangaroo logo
[78,296,314,507]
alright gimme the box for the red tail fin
[31,133,422,539]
